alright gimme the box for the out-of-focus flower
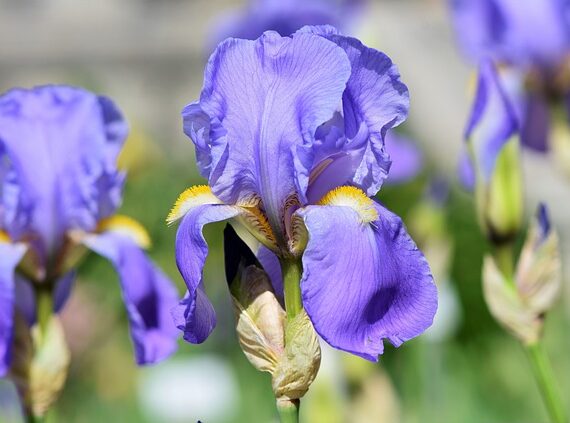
[483,204,561,345]
[450,0,570,153]
[460,60,523,241]
[384,131,424,185]
[212,0,365,46]
[0,86,179,382]
[169,27,437,362]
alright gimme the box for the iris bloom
[169,27,437,360]
[0,86,179,376]
[460,60,523,240]
[450,0,570,152]
[213,0,364,43]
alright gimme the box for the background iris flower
[168,26,437,361]
[0,85,179,377]
[450,0,570,152]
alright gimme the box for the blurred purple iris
[0,85,179,375]
[459,60,518,190]
[169,27,437,360]
[212,0,365,44]
[450,0,570,151]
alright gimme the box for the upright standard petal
[0,86,127,258]
[0,240,26,376]
[184,31,351,235]
[297,200,437,360]
[464,60,518,183]
[174,205,240,343]
[82,232,179,365]
[450,0,570,68]
[303,27,410,198]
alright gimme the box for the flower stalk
[281,259,303,321]
[526,342,567,423]
[277,399,300,423]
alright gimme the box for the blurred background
[1,0,570,422]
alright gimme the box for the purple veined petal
[449,0,570,69]
[383,131,423,185]
[297,202,437,360]
[82,232,179,365]
[174,205,241,344]
[301,26,410,197]
[185,30,351,236]
[465,60,518,183]
[0,86,128,259]
[0,241,27,376]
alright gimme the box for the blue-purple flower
[459,60,523,239]
[450,0,570,152]
[212,0,365,45]
[169,27,437,360]
[384,132,424,184]
[0,85,179,376]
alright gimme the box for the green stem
[280,259,303,321]
[526,342,567,423]
[277,399,300,423]
[36,287,53,338]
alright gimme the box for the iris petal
[0,86,127,258]
[184,30,351,236]
[297,202,437,360]
[0,240,26,376]
[82,232,179,365]
[174,205,241,343]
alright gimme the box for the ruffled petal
[82,232,179,365]
[184,30,351,234]
[297,202,437,360]
[0,241,26,375]
[301,26,409,196]
[174,205,240,343]
[0,86,127,259]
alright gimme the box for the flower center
[318,186,378,223]
[0,230,10,243]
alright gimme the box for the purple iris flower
[212,0,365,45]
[169,26,437,360]
[384,131,424,184]
[459,60,518,190]
[450,0,570,151]
[0,85,179,376]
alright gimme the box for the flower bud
[272,311,321,401]
[482,205,561,345]
[10,314,70,417]
[231,265,285,373]
[481,137,524,242]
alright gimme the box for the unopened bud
[483,205,561,344]
[10,314,70,417]
[480,137,524,243]
[272,311,321,401]
[231,265,285,373]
